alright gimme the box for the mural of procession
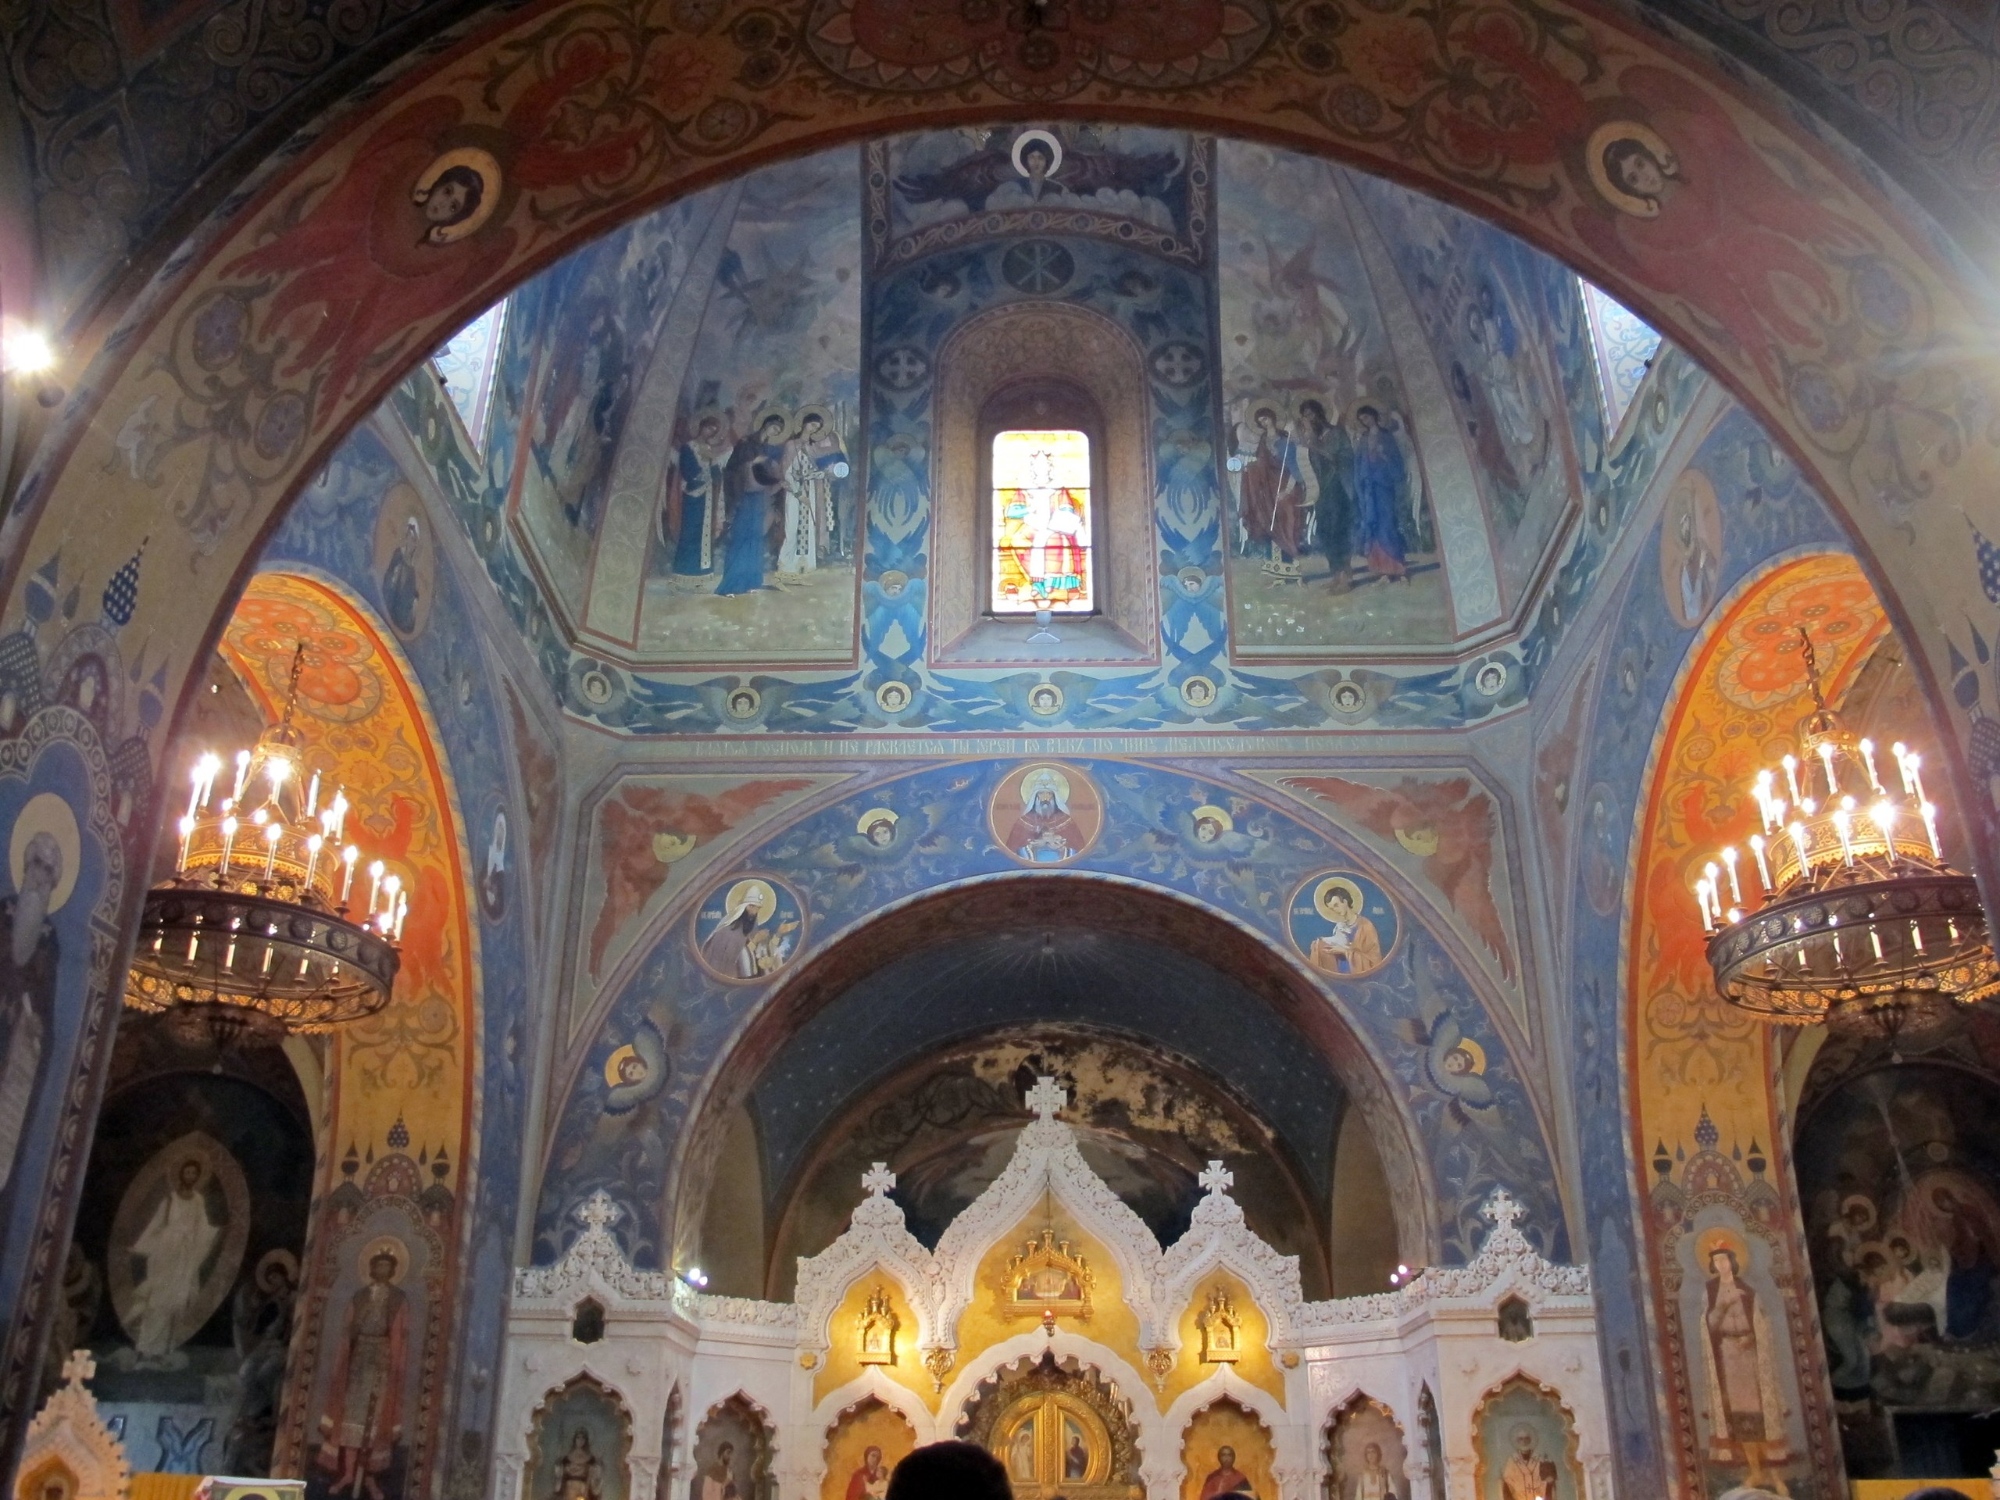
[1216,143,1450,651]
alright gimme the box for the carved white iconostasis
[495,1081,1613,1500]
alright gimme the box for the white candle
[186,765,204,821]
[1695,878,1715,932]
[340,845,359,904]
[219,815,238,876]
[1859,738,1882,792]
[304,833,323,889]
[380,875,400,933]
[262,820,281,880]
[1789,821,1809,873]
[1749,834,1771,891]
[1722,847,1742,902]
[1892,742,1913,794]
[1921,801,1942,861]
[232,749,251,801]
[1908,752,1927,805]
[1832,807,1854,865]
[1872,802,1898,864]
[368,860,385,915]
[393,890,409,941]
[1818,740,1840,797]
[175,815,194,874]
[306,770,320,819]
[1782,755,1802,806]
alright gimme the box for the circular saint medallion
[989,763,1103,866]
[692,875,806,983]
[1288,871,1399,980]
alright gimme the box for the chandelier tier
[123,646,406,1034]
[1697,629,2000,1032]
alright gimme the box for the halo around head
[1696,1225,1749,1269]
[857,807,899,837]
[723,878,777,926]
[604,1043,643,1088]
[1011,128,1064,179]
[1019,766,1071,808]
[1191,804,1233,833]
[1585,120,1677,218]
[10,791,80,913]
[1314,876,1365,921]
[412,147,504,243]
[359,1234,409,1283]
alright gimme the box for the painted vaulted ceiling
[393,126,1684,736]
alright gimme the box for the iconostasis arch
[212,569,482,1494]
[1621,548,1892,1497]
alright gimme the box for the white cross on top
[1482,1188,1524,1228]
[577,1191,623,1231]
[862,1162,897,1196]
[1026,1075,1067,1121]
[61,1349,95,1387]
[1198,1160,1234,1196]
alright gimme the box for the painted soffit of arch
[1243,765,1530,1039]
[563,769,853,1049]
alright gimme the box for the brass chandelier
[1697,629,1999,1036]
[124,646,406,1042]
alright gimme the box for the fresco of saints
[381,518,424,636]
[700,881,793,980]
[551,1430,603,1500]
[315,1247,410,1500]
[717,414,788,596]
[1699,1240,1790,1489]
[1237,408,1307,568]
[1197,1445,1255,1499]
[124,1155,224,1360]
[1351,407,1411,583]
[1351,1442,1396,1500]
[698,1441,740,1500]
[1308,879,1384,977]
[1500,1425,1557,1500]
[844,1446,889,1500]
[1005,769,1083,864]
[780,411,844,574]
[667,414,726,578]
[1298,400,1355,590]
[0,829,62,1193]
[1064,1424,1088,1480]
[1897,1169,2000,1339]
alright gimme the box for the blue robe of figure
[671,442,716,576]
[717,434,784,596]
[1352,420,1409,579]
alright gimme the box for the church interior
[2,5,2000,1499]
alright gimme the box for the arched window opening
[991,427,1094,616]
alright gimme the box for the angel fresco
[601,1019,668,1116]
[1400,991,1496,1127]
[1569,68,1875,395]
[1284,775,1516,981]
[223,47,644,406]
[893,127,1183,222]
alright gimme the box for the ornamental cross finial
[862,1162,897,1197]
[1198,1160,1235,1195]
[576,1190,623,1232]
[1026,1075,1067,1122]
[1481,1187,1524,1229]
[60,1349,95,1387]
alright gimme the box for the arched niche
[666,874,1436,1292]
[930,302,1157,664]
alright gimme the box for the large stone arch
[532,757,1572,1286]
[4,0,2000,1473]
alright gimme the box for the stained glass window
[991,428,1093,615]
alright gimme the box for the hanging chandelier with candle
[1696,628,1999,1034]
[122,645,407,1039]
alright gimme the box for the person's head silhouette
[886,1441,1012,1500]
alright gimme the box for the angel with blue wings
[1399,990,1496,1127]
